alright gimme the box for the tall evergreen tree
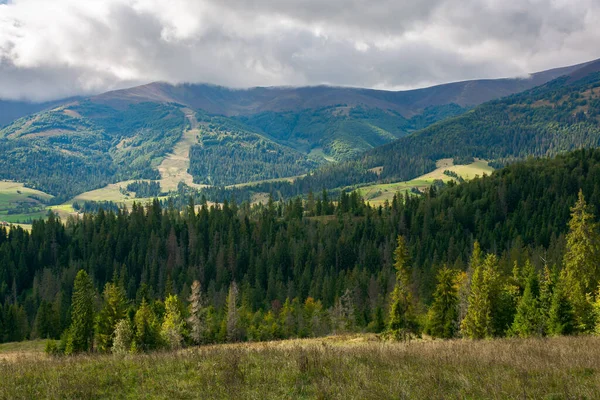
[563,190,599,332]
[426,267,459,339]
[96,282,127,352]
[187,280,208,345]
[225,282,241,342]
[133,299,161,352]
[548,272,576,336]
[387,235,416,339]
[461,254,500,339]
[510,261,542,337]
[65,270,95,354]
[161,294,185,349]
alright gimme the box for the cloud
[0,0,599,101]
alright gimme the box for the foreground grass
[1,335,599,399]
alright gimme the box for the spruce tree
[426,267,459,339]
[548,272,576,336]
[133,299,161,352]
[65,270,95,354]
[387,235,416,339]
[161,294,185,349]
[225,282,241,342]
[187,280,208,345]
[510,261,542,337]
[460,254,500,339]
[563,190,600,331]
[96,282,127,352]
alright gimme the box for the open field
[0,181,54,223]
[359,159,494,205]
[1,335,599,399]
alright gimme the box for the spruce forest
[3,149,600,353]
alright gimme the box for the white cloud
[0,0,599,101]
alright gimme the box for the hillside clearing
[359,159,493,204]
[1,335,599,399]
[157,108,207,192]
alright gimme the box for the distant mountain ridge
[90,59,595,117]
[0,57,599,200]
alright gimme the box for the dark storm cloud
[0,0,598,101]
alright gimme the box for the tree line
[2,149,600,351]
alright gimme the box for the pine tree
[387,235,416,339]
[510,261,542,337]
[538,265,555,334]
[426,267,459,339]
[548,272,576,336]
[460,254,500,339]
[96,282,127,352]
[161,294,185,349]
[563,190,600,332]
[187,280,208,345]
[225,282,241,342]
[458,241,483,326]
[133,299,161,352]
[564,190,600,294]
[65,270,95,354]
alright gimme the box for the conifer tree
[563,190,600,331]
[426,267,459,339]
[510,261,542,337]
[161,294,185,349]
[96,282,127,352]
[225,282,241,342]
[65,270,95,354]
[548,272,576,336]
[461,254,500,339]
[187,280,208,345]
[133,299,161,352]
[387,235,416,339]
[458,241,483,326]
[564,190,600,294]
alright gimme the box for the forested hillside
[2,148,600,349]
[220,61,600,200]
[0,59,594,203]
[0,102,186,200]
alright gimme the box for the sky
[1,0,599,102]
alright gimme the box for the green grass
[0,181,54,223]
[358,159,494,205]
[1,335,599,399]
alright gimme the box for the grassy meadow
[359,159,494,205]
[1,335,599,399]
[0,181,53,224]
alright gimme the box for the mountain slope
[214,59,600,200]
[0,58,597,199]
[364,59,600,183]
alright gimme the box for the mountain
[0,58,597,200]
[209,58,600,201]
[362,58,600,182]
[91,60,591,117]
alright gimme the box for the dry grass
[0,335,599,399]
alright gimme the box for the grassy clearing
[359,159,494,205]
[157,108,207,192]
[0,181,54,223]
[0,335,598,399]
